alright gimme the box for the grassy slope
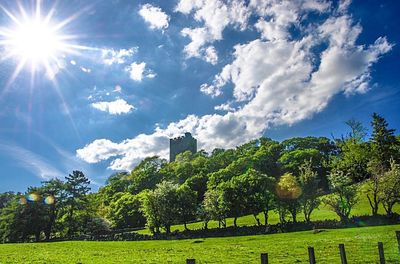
[0,225,399,263]
[137,190,400,234]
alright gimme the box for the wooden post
[186,259,195,264]
[308,246,316,264]
[396,231,400,255]
[378,242,385,264]
[261,253,268,264]
[339,244,348,264]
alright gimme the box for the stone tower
[169,132,197,162]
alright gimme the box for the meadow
[0,224,399,263]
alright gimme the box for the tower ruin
[169,132,197,162]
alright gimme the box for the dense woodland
[0,113,400,242]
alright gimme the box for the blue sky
[0,0,399,192]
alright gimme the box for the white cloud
[81,66,91,73]
[102,47,138,65]
[139,4,170,31]
[204,46,218,65]
[125,62,155,81]
[214,102,235,112]
[77,1,392,171]
[126,62,145,81]
[91,99,134,115]
[177,0,250,63]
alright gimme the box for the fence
[185,230,400,263]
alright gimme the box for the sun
[0,1,86,82]
[7,19,64,65]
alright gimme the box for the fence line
[185,230,400,263]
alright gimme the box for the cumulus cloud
[139,4,170,31]
[102,47,137,65]
[125,62,155,81]
[91,99,134,115]
[177,0,250,63]
[77,0,392,171]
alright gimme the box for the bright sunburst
[0,1,85,82]
[7,19,63,65]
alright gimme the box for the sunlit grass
[0,225,399,263]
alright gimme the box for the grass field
[0,224,399,263]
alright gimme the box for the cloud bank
[77,0,392,171]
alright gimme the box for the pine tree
[370,113,398,170]
[65,171,90,237]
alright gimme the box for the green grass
[137,189,400,235]
[0,225,399,263]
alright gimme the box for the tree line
[0,113,399,242]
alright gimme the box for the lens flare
[44,195,55,205]
[19,196,27,205]
[27,192,41,202]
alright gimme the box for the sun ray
[0,0,91,140]
[0,0,92,80]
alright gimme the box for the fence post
[261,253,268,264]
[308,247,316,264]
[186,259,195,264]
[396,231,400,255]
[339,244,348,264]
[378,242,385,264]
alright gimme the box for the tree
[275,173,302,223]
[41,179,67,240]
[65,171,91,237]
[0,192,15,210]
[129,157,166,194]
[240,168,276,226]
[184,173,208,204]
[141,181,178,234]
[365,159,385,216]
[253,138,282,178]
[324,170,358,222]
[380,160,400,216]
[298,160,321,222]
[219,179,245,228]
[176,184,197,230]
[107,192,146,229]
[370,113,398,170]
[202,189,227,228]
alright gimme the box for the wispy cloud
[0,142,64,180]
[101,47,138,65]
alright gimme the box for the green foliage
[202,189,227,228]
[128,156,166,194]
[324,170,358,222]
[380,159,400,216]
[106,192,145,229]
[141,181,179,234]
[176,184,197,230]
[65,171,91,237]
[298,160,321,222]
[370,112,398,170]
[276,173,302,223]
